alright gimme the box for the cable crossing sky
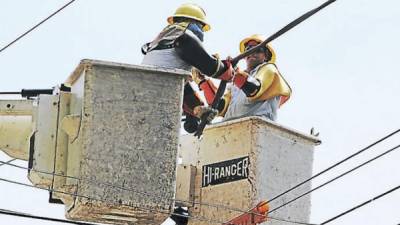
[0,159,16,168]
[268,143,400,214]
[0,0,76,54]
[266,128,400,204]
[0,208,97,225]
[0,159,309,225]
[319,184,400,224]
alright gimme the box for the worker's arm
[233,64,291,104]
[192,69,231,117]
[175,31,233,79]
[199,80,230,116]
[182,83,205,134]
[182,82,204,117]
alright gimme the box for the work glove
[183,114,199,134]
[192,68,218,105]
[232,68,249,89]
[193,105,218,123]
[233,68,261,97]
[213,55,234,81]
[191,68,205,85]
[218,58,234,81]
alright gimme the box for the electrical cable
[0,208,98,225]
[0,0,76,53]
[0,92,20,95]
[0,176,232,225]
[0,208,32,216]
[2,130,397,225]
[2,129,399,224]
[267,128,400,203]
[0,159,167,201]
[3,127,397,224]
[268,144,400,214]
[0,158,16,167]
[319,184,400,224]
[4,131,400,224]
[0,159,313,225]
[0,172,313,225]
[268,216,319,225]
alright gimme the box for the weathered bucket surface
[0,99,34,160]
[62,60,188,224]
[178,116,320,225]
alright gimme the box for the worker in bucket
[141,3,233,134]
[141,3,233,224]
[192,34,292,122]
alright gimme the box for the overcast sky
[1,0,400,225]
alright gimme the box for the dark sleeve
[183,83,203,110]
[175,31,226,77]
[216,99,226,112]
[241,79,261,97]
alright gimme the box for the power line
[0,0,76,53]
[1,129,398,224]
[267,128,400,203]
[268,144,400,214]
[0,176,231,225]
[0,159,311,225]
[1,132,397,224]
[0,159,16,167]
[3,131,397,224]
[0,208,98,225]
[0,170,312,225]
[320,184,400,225]
[0,159,247,216]
[1,134,397,225]
[0,208,32,216]
[3,130,400,224]
[268,216,318,225]
[0,159,167,202]
[0,92,20,95]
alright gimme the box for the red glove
[233,69,249,89]
[217,57,234,81]
[199,79,217,105]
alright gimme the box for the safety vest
[222,63,291,121]
[141,22,188,55]
[140,22,203,118]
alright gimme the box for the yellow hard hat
[239,34,276,63]
[167,3,210,32]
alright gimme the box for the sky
[1,0,400,225]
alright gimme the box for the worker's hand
[193,106,218,123]
[191,68,205,85]
[183,114,200,134]
[216,57,234,81]
[233,68,249,89]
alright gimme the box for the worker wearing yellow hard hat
[141,3,233,132]
[239,34,276,64]
[192,34,291,122]
[167,3,210,32]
